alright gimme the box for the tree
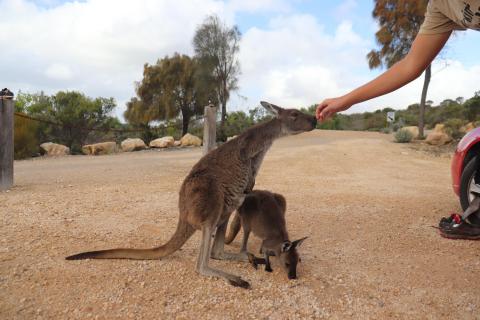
[223,111,254,138]
[463,92,480,122]
[125,54,214,136]
[193,14,241,140]
[27,91,117,152]
[367,0,430,137]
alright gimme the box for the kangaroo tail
[224,212,241,245]
[66,220,195,260]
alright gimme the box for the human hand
[315,96,352,121]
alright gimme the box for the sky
[1,0,479,120]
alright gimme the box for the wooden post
[0,92,14,191]
[203,104,216,155]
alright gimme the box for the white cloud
[227,0,290,13]
[0,0,228,117]
[234,13,479,113]
[45,63,73,80]
[234,15,371,109]
[355,60,480,113]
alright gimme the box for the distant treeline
[12,90,479,160]
[305,92,480,135]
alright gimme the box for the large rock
[121,138,146,152]
[426,132,452,145]
[180,133,202,147]
[82,142,117,155]
[401,126,419,139]
[426,124,452,146]
[150,136,175,148]
[40,142,70,156]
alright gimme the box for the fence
[0,88,217,191]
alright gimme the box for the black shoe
[438,213,461,229]
[438,215,480,240]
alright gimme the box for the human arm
[316,31,452,121]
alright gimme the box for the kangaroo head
[279,236,308,280]
[260,101,317,135]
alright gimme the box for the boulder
[174,140,181,147]
[401,126,419,139]
[121,138,146,152]
[426,124,452,145]
[82,142,117,155]
[180,133,202,147]
[40,142,70,156]
[426,132,452,145]
[150,136,175,148]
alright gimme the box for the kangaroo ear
[281,241,292,252]
[292,236,308,248]
[260,101,283,117]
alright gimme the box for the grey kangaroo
[225,190,307,280]
[66,101,316,289]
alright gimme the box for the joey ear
[281,241,292,252]
[292,236,308,248]
[260,101,283,117]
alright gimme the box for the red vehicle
[451,127,480,210]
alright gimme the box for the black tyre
[460,156,479,211]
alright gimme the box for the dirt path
[1,130,478,319]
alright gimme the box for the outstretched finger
[319,107,332,121]
[316,101,328,119]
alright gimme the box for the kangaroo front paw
[247,253,258,269]
[228,277,251,289]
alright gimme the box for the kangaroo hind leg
[210,220,249,262]
[196,223,250,289]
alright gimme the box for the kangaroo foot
[198,266,250,289]
[228,277,251,289]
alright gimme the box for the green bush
[14,117,39,159]
[394,128,413,143]
[444,118,466,139]
[223,111,253,138]
[380,127,391,134]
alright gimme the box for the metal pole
[203,104,216,155]
[0,88,14,191]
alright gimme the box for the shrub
[223,111,253,139]
[394,128,413,143]
[14,116,39,159]
[444,118,465,139]
[380,127,391,134]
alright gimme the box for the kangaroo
[66,101,317,289]
[225,190,307,280]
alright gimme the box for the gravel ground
[1,130,479,320]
